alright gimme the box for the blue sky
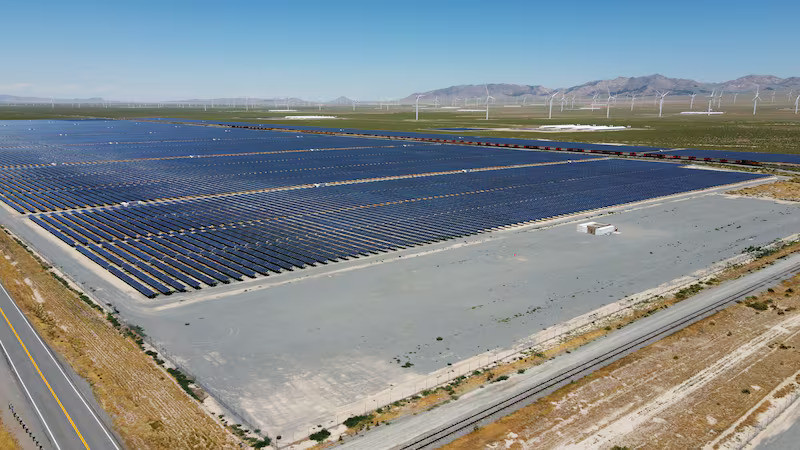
[2,0,798,101]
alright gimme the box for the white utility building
[577,221,617,236]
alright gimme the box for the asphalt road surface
[0,282,122,450]
[339,253,800,449]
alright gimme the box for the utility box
[577,221,616,236]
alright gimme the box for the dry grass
[0,417,20,450]
[444,273,800,450]
[0,229,238,449]
[730,177,800,201]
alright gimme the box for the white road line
[0,282,121,450]
[0,336,61,450]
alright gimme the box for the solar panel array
[661,149,800,165]
[0,120,767,297]
[156,118,800,164]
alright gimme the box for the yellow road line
[0,305,89,449]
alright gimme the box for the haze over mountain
[3,75,799,105]
[402,74,800,103]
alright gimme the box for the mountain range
[401,74,800,103]
[2,75,799,105]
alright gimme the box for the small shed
[577,221,616,236]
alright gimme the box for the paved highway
[0,282,122,450]
[339,253,800,449]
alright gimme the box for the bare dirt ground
[0,229,239,449]
[731,177,800,202]
[444,265,800,449]
[0,417,20,449]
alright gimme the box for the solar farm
[0,119,768,298]
[3,117,798,441]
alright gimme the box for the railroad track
[396,260,800,449]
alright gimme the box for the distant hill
[400,84,552,104]
[175,97,306,106]
[0,95,105,104]
[563,74,706,97]
[327,96,354,105]
[402,74,800,103]
[3,74,799,105]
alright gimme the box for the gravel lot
[1,181,797,440]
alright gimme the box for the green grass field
[2,98,799,154]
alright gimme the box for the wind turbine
[771,91,776,103]
[716,88,724,109]
[606,86,616,119]
[415,94,424,121]
[795,94,800,114]
[707,89,716,113]
[485,85,495,120]
[752,86,762,115]
[733,93,738,104]
[630,93,637,111]
[656,90,669,117]
[560,94,566,112]
[690,92,696,110]
[547,92,559,119]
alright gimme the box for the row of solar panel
[31,159,661,243]
[0,143,598,213]
[33,160,766,297]
[0,119,399,166]
[205,119,800,165]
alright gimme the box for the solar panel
[2,120,770,297]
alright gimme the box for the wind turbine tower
[630,93,637,111]
[656,91,669,117]
[690,93,696,110]
[707,89,716,113]
[794,94,799,114]
[415,94,424,121]
[752,86,762,115]
[548,92,559,119]
[606,87,616,119]
[485,85,495,120]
